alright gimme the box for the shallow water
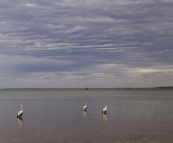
[0,88,173,143]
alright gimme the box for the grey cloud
[0,0,173,87]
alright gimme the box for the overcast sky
[0,0,173,88]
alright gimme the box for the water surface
[0,88,173,143]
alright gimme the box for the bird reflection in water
[17,117,24,130]
[102,112,108,122]
[82,110,87,117]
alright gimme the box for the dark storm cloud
[0,0,173,87]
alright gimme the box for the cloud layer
[0,0,173,88]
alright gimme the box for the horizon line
[0,86,173,89]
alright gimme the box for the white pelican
[17,105,24,118]
[82,102,87,111]
[102,106,108,114]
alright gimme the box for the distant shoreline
[0,86,173,90]
[117,86,173,89]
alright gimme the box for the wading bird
[17,105,24,118]
[102,106,108,114]
[82,102,88,111]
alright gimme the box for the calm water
[0,88,173,143]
